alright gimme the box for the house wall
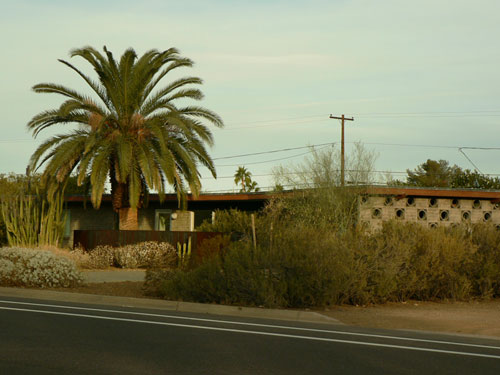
[65,207,117,247]
[360,196,500,230]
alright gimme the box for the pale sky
[1,0,499,192]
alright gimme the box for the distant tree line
[391,159,500,189]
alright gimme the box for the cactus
[176,236,192,267]
[0,177,66,247]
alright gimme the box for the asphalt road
[1,297,499,374]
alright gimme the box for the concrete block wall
[170,211,195,231]
[360,196,500,230]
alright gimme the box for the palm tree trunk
[110,164,139,230]
[118,207,138,230]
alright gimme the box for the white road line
[1,305,500,360]
[1,299,499,351]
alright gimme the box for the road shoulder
[0,286,339,325]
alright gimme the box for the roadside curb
[0,287,342,325]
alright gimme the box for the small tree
[405,159,457,187]
[272,143,377,232]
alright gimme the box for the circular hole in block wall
[496,225,500,231]
[406,197,415,207]
[493,203,500,210]
[360,196,369,205]
[462,211,471,221]
[429,222,438,229]
[395,208,405,220]
[418,209,427,220]
[384,196,393,206]
[473,199,481,209]
[439,210,449,221]
[372,208,382,219]
[484,212,492,222]
[429,198,438,208]
[451,199,460,208]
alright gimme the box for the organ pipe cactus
[0,180,66,247]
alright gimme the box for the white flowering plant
[0,247,83,288]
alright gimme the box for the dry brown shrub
[114,241,177,269]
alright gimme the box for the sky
[1,0,499,192]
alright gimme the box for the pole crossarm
[329,115,354,121]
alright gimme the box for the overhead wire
[212,142,335,160]
[215,145,332,167]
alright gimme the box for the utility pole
[329,114,354,186]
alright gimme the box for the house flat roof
[367,186,500,200]
[65,191,272,203]
[64,186,500,203]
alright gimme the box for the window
[155,209,172,231]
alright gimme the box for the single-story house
[63,191,270,247]
[63,186,500,246]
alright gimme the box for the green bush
[0,247,83,288]
[197,209,254,238]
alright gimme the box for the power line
[224,118,329,131]
[201,169,500,180]
[226,114,327,126]
[212,141,500,164]
[213,142,335,160]
[215,146,331,167]
[357,142,500,150]
[459,148,483,174]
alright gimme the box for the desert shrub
[469,224,500,297]
[197,209,254,238]
[72,242,177,269]
[0,247,83,288]
[364,223,475,302]
[114,241,177,269]
[145,259,227,303]
[148,242,281,306]
[192,235,231,265]
[147,218,490,307]
[70,245,115,269]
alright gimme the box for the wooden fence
[73,230,221,252]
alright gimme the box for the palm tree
[233,166,259,192]
[234,166,251,192]
[28,46,223,229]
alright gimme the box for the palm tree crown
[28,46,223,227]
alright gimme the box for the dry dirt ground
[320,300,500,338]
[51,281,500,339]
